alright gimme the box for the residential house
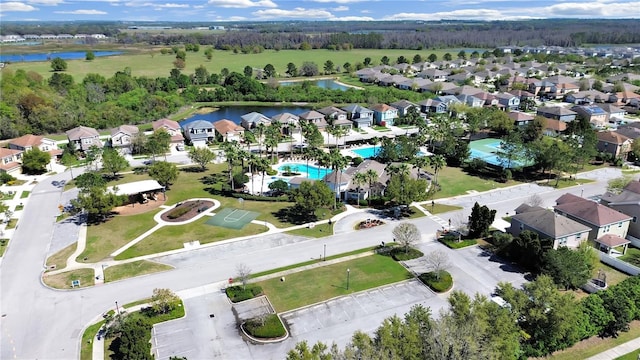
[419,96,462,114]
[8,134,60,158]
[554,193,632,242]
[182,120,215,147]
[508,204,591,249]
[65,126,103,152]
[342,104,374,128]
[378,74,408,87]
[422,81,458,95]
[240,112,271,130]
[323,171,352,200]
[417,68,447,82]
[344,159,389,201]
[354,68,380,83]
[456,94,484,108]
[596,131,632,159]
[536,106,577,122]
[0,148,22,174]
[287,177,317,190]
[389,100,419,117]
[317,106,350,128]
[543,118,568,136]
[109,125,139,154]
[473,91,500,107]
[571,105,609,128]
[494,93,521,110]
[271,113,300,135]
[508,89,535,101]
[565,90,609,104]
[609,90,640,106]
[371,104,399,126]
[596,103,626,122]
[508,111,535,127]
[298,110,328,130]
[152,118,184,144]
[614,123,640,140]
[398,77,432,91]
[213,119,244,142]
[601,180,640,245]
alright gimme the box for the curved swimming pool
[277,163,331,180]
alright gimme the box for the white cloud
[155,3,189,8]
[217,15,248,21]
[207,0,277,8]
[0,2,38,12]
[536,1,640,17]
[54,9,107,14]
[253,7,333,19]
[310,0,367,3]
[331,15,374,21]
[360,9,371,13]
[27,0,64,5]
[332,5,348,11]
[385,9,530,21]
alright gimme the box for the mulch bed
[160,200,215,223]
[113,198,166,216]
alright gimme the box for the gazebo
[107,180,165,204]
[594,234,631,256]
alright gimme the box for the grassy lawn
[407,206,427,219]
[80,320,105,360]
[439,237,478,249]
[79,211,159,263]
[1,192,15,200]
[0,238,9,257]
[20,191,30,199]
[114,220,267,260]
[45,243,77,271]
[123,298,152,309]
[5,47,458,82]
[372,126,391,132]
[616,349,640,360]
[42,268,95,289]
[549,321,640,360]
[597,262,631,286]
[618,246,640,267]
[5,218,18,229]
[257,254,412,313]
[251,247,377,278]
[433,167,517,199]
[15,204,24,211]
[104,260,173,282]
[425,203,463,215]
[286,223,334,238]
[539,178,595,189]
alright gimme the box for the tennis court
[469,138,532,168]
[206,208,259,230]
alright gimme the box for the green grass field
[616,349,640,360]
[45,243,76,271]
[3,47,457,82]
[104,260,173,282]
[286,223,334,238]
[426,203,463,215]
[257,254,412,312]
[433,166,517,199]
[0,238,9,257]
[80,320,105,360]
[42,268,95,289]
[549,321,640,360]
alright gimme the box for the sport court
[206,208,259,230]
[469,138,532,168]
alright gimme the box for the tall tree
[21,147,51,174]
[50,57,68,71]
[101,147,129,178]
[293,181,333,218]
[147,161,179,189]
[392,222,421,253]
[188,147,215,171]
[468,202,496,238]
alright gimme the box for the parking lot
[151,243,527,359]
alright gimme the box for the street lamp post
[115,301,121,316]
[347,268,350,290]
[323,244,326,261]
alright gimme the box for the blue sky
[0,0,638,22]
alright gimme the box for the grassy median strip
[426,203,463,215]
[80,320,105,360]
[0,238,9,257]
[104,260,173,282]
[256,254,412,313]
[286,223,334,238]
[42,268,95,289]
[45,243,77,271]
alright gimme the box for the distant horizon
[0,1,639,22]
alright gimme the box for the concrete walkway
[586,337,640,360]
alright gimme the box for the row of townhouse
[0,134,61,174]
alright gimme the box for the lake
[0,51,123,63]
[279,79,352,91]
[180,106,312,127]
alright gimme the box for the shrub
[166,203,196,219]
[352,157,364,166]
[233,172,249,186]
[225,285,263,302]
[243,314,286,339]
[0,172,15,185]
[418,271,453,293]
[266,168,278,176]
[231,193,290,202]
[391,247,424,261]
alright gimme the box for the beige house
[152,118,184,144]
[508,204,591,249]
[9,134,57,153]
[213,119,244,142]
[66,126,103,152]
[110,125,139,153]
[596,131,632,159]
[0,148,22,174]
[554,193,632,241]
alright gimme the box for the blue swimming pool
[278,163,331,180]
[351,146,380,159]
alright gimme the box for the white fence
[599,252,640,276]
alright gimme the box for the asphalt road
[0,167,623,359]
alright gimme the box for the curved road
[0,167,622,359]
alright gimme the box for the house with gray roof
[182,120,215,147]
[344,159,389,201]
[240,112,271,130]
[390,100,419,117]
[554,193,632,241]
[536,106,577,122]
[508,204,591,249]
[66,126,103,152]
[601,181,640,246]
[298,110,328,130]
[342,104,373,128]
[110,125,139,154]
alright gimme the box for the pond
[0,51,123,63]
[180,105,312,127]
[278,79,352,91]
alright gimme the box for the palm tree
[412,156,430,180]
[431,154,446,186]
[221,141,240,190]
[316,150,331,179]
[329,148,348,209]
[364,169,378,205]
[254,123,266,157]
[352,172,368,205]
[265,120,282,163]
[248,153,259,194]
[242,130,256,153]
[257,157,270,195]
[370,137,380,158]
[288,120,298,159]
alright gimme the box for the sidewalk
[586,337,640,360]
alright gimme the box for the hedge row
[226,285,263,303]
[230,192,290,202]
[419,271,453,293]
[166,203,196,219]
